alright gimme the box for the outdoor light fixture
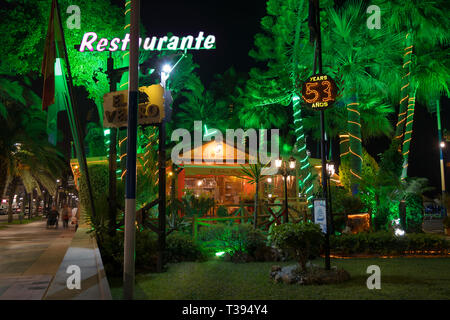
[197,180,203,186]
[326,162,335,177]
[289,156,296,169]
[162,64,172,74]
[275,158,282,168]
[267,177,272,183]
[440,141,445,148]
[268,194,272,198]
[56,179,60,183]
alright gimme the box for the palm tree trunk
[108,127,117,236]
[0,158,7,200]
[339,134,350,160]
[394,31,414,145]
[346,94,363,195]
[28,193,32,219]
[7,177,18,223]
[20,191,26,222]
[253,181,258,229]
[400,84,418,179]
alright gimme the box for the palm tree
[0,74,67,222]
[321,1,402,194]
[172,75,230,134]
[238,162,269,229]
[381,0,449,178]
[240,0,315,206]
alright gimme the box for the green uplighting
[104,129,111,136]
[282,144,292,152]
[215,251,225,257]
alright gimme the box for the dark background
[109,0,449,197]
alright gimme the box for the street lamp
[276,156,296,223]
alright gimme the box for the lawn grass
[109,257,450,300]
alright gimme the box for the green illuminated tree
[0,74,66,222]
[241,0,324,207]
[321,1,402,194]
[378,0,450,179]
[0,0,124,120]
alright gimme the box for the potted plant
[443,216,450,236]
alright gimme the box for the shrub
[330,231,449,255]
[216,206,228,217]
[98,233,124,277]
[78,164,110,241]
[165,231,205,262]
[135,230,158,272]
[270,222,324,271]
[197,223,266,258]
[373,208,390,231]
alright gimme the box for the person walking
[47,205,59,228]
[71,203,79,231]
[62,204,70,229]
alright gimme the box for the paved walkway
[0,220,75,299]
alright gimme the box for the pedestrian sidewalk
[0,220,75,299]
[0,214,112,300]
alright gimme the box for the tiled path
[0,220,75,299]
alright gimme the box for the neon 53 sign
[301,74,337,110]
[78,31,215,52]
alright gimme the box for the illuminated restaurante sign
[78,31,216,52]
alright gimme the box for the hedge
[330,232,450,256]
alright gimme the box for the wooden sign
[103,85,165,128]
[301,74,337,111]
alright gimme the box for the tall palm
[380,0,449,178]
[0,74,66,222]
[240,0,316,206]
[172,75,230,134]
[322,1,402,194]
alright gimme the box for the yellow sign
[103,84,165,128]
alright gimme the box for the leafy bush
[198,223,266,257]
[216,205,228,217]
[78,164,110,240]
[330,231,449,255]
[135,230,158,272]
[99,230,205,276]
[270,222,324,271]
[98,233,124,277]
[373,208,390,231]
[180,191,215,217]
[165,231,205,262]
[405,194,424,233]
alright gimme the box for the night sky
[110,0,448,196]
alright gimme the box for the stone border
[43,224,112,300]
